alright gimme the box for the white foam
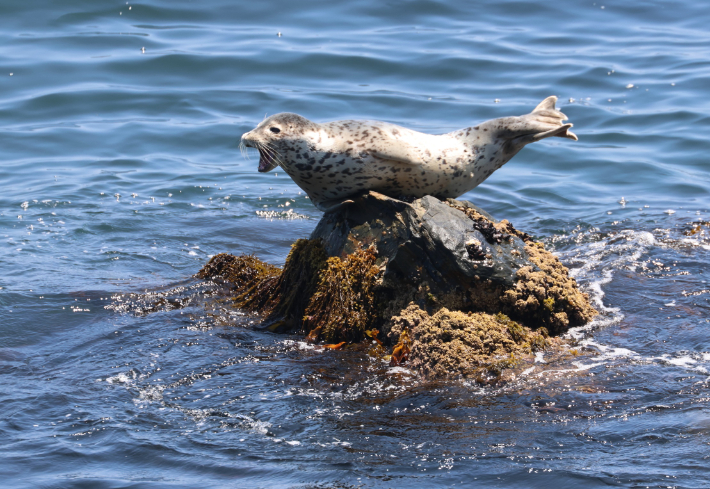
[255,209,309,220]
[293,341,315,350]
[561,229,667,343]
[521,366,536,376]
[387,366,413,375]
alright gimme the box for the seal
[241,96,577,211]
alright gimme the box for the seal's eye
[270,127,281,134]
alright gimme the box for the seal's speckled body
[241,96,576,211]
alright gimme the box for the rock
[310,191,595,336]
[197,191,597,379]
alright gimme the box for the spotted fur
[241,96,577,211]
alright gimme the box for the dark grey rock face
[310,192,536,327]
[313,192,530,284]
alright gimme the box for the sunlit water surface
[1,1,710,487]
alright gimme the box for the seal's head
[241,113,317,173]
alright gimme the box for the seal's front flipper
[317,199,355,213]
[370,139,423,165]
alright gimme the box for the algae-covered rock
[311,191,596,336]
[198,191,597,380]
[302,246,380,343]
[389,304,551,380]
[199,239,328,327]
[197,253,281,313]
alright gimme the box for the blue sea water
[1,0,710,487]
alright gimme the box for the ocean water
[1,0,710,487]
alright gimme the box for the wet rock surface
[198,191,597,379]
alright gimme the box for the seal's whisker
[254,141,274,165]
[240,141,253,161]
[262,143,285,166]
[263,141,284,162]
[259,142,284,166]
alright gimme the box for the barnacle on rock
[502,241,597,335]
[388,304,551,379]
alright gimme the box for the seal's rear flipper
[497,96,578,153]
[528,96,578,141]
[528,123,577,142]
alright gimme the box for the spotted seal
[241,96,576,211]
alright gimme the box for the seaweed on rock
[197,253,281,311]
[303,246,381,343]
[446,199,596,334]
[502,241,597,335]
[198,239,329,329]
[267,238,329,326]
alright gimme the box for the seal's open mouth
[257,147,276,173]
[241,138,279,173]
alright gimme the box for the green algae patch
[303,246,381,343]
[388,304,551,380]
